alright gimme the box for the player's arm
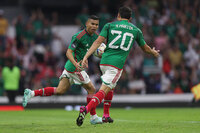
[82,23,109,68]
[66,49,83,72]
[141,44,160,57]
[82,36,106,68]
[136,28,159,57]
[66,38,83,71]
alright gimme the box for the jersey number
[108,30,134,51]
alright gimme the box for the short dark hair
[118,6,132,19]
[88,15,99,20]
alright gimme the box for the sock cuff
[53,87,56,94]
[42,88,45,96]
[93,96,101,104]
[99,90,106,97]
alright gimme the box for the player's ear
[128,17,132,22]
[117,13,120,20]
[85,20,88,27]
[85,19,90,27]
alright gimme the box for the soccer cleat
[22,89,32,107]
[102,116,114,123]
[76,106,87,126]
[90,116,102,125]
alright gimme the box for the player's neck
[118,18,128,21]
[85,28,94,36]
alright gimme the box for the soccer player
[76,6,160,126]
[22,15,113,125]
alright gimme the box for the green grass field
[0,108,200,133]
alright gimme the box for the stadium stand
[0,0,200,107]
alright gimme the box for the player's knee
[55,87,66,95]
[88,87,95,94]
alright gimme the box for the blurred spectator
[168,45,182,68]
[0,10,8,52]
[75,6,89,30]
[2,56,20,103]
[51,12,58,26]
[173,83,184,94]
[184,44,199,69]
[40,19,52,45]
[162,50,171,76]
[145,74,161,94]
[151,15,161,36]
[23,21,35,43]
[98,6,111,31]
[50,34,64,58]
[0,0,200,95]
[161,73,171,93]
[30,9,45,44]
[13,15,24,49]
[154,30,169,52]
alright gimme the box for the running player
[76,6,160,126]
[22,15,109,125]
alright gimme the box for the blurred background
[0,0,199,107]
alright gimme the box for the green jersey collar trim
[85,29,95,36]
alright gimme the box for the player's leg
[86,84,111,113]
[55,78,71,95]
[82,82,102,124]
[85,66,122,114]
[103,89,114,123]
[22,78,70,107]
[76,66,122,126]
[76,84,111,126]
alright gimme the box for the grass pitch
[0,108,199,133]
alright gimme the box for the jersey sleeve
[68,35,79,51]
[99,23,109,38]
[136,28,146,47]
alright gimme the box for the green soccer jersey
[99,20,146,69]
[65,29,98,72]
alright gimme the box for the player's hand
[82,57,88,69]
[75,61,84,72]
[152,47,160,57]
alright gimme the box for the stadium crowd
[0,0,200,99]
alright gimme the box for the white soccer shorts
[59,69,90,85]
[100,65,123,89]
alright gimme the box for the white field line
[115,119,200,124]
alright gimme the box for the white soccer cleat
[90,116,103,125]
[22,88,32,107]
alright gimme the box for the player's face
[86,19,99,34]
